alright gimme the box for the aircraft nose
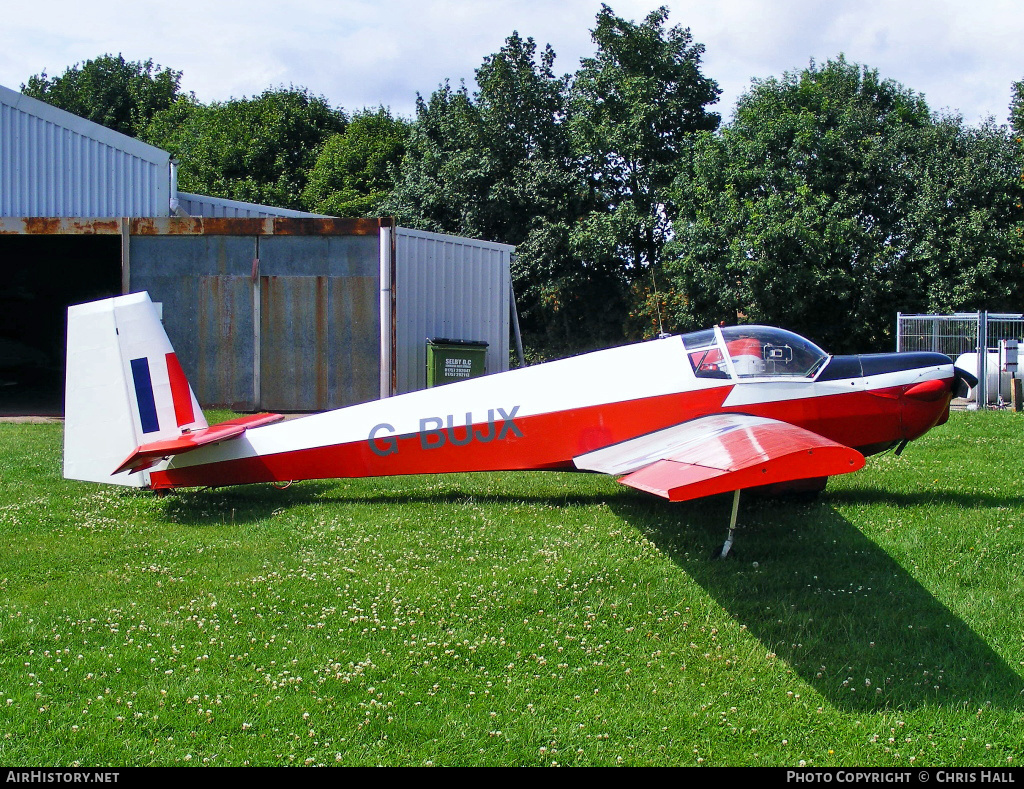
[860,351,952,378]
[857,351,957,439]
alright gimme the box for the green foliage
[388,7,720,355]
[142,88,346,211]
[474,31,631,354]
[302,108,411,217]
[22,54,184,138]
[384,82,484,231]
[569,4,720,277]
[385,34,622,354]
[666,57,1024,353]
[900,118,1024,314]
[1010,78,1024,138]
[386,34,578,241]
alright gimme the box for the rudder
[63,292,207,487]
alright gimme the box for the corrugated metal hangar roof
[0,84,170,217]
[0,83,323,220]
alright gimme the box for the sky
[0,0,1020,127]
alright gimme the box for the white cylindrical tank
[955,351,1010,403]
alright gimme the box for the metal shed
[174,191,330,220]
[0,83,515,414]
[391,227,514,395]
[0,83,322,221]
[0,216,514,413]
[126,220,514,408]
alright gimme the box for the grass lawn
[0,410,1021,766]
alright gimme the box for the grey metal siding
[128,235,258,410]
[0,85,170,217]
[127,230,381,411]
[176,191,328,219]
[394,227,513,394]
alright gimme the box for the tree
[388,7,722,356]
[384,81,486,233]
[473,32,631,353]
[22,54,184,138]
[387,33,577,242]
[143,88,346,211]
[1010,78,1024,138]
[667,58,1024,353]
[900,117,1024,315]
[386,34,620,354]
[303,108,411,217]
[568,4,720,316]
[666,57,937,352]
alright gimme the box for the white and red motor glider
[63,292,975,556]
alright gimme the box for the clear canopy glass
[681,326,829,379]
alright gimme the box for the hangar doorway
[0,234,121,415]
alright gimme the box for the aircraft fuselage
[147,333,956,491]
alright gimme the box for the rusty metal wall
[128,235,258,410]
[128,232,380,411]
[257,235,380,411]
[25,217,509,412]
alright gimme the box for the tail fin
[63,292,208,487]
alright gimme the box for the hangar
[0,84,516,414]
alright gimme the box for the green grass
[0,410,1022,766]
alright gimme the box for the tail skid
[64,292,209,487]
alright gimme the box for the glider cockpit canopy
[682,326,829,380]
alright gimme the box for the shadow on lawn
[610,489,1024,714]
[156,475,619,525]
[157,480,340,524]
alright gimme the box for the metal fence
[897,312,1024,407]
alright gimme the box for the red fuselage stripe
[148,378,953,490]
[152,388,726,488]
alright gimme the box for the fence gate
[896,312,1024,407]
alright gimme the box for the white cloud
[1,0,1019,124]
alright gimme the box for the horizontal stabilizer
[575,413,864,502]
[115,413,284,475]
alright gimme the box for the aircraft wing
[574,414,864,502]
[114,413,285,475]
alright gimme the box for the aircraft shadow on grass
[157,480,618,525]
[610,487,1024,714]
[158,478,1023,714]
